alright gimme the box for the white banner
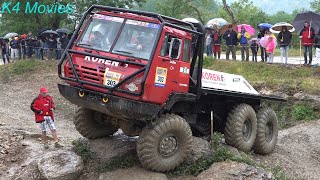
[201,69,259,95]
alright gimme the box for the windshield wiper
[114,50,133,55]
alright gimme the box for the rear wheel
[74,108,118,139]
[137,114,192,172]
[253,108,278,154]
[225,104,257,152]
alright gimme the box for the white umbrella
[270,22,295,34]
[4,32,18,39]
[181,17,200,24]
[206,18,228,27]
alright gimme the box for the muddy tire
[253,108,278,155]
[74,108,118,139]
[225,104,257,152]
[137,114,192,172]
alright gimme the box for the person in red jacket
[299,21,315,65]
[31,87,62,149]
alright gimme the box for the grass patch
[203,56,320,95]
[0,59,57,83]
[292,103,317,121]
[264,100,320,129]
[167,133,256,177]
[270,166,290,180]
[72,138,95,163]
[97,150,140,172]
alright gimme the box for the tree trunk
[222,0,237,24]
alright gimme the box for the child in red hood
[31,87,63,149]
[266,36,276,64]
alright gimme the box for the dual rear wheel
[224,104,278,154]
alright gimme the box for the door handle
[162,58,171,62]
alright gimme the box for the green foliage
[72,138,95,163]
[97,150,139,172]
[270,166,289,180]
[292,104,317,121]
[311,0,320,13]
[0,0,145,35]
[219,0,268,28]
[153,0,218,24]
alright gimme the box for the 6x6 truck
[58,5,285,172]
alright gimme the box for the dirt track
[0,61,320,179]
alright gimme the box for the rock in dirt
[259,89,289,100]
[197,161,274,180]
[37,150,84,180]
[98,167,168,180]
[293,93,320,110]
[186,137,212,164]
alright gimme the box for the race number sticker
[103,69,121,87]
[154,67,167,87]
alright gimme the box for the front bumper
[58,84,161,121]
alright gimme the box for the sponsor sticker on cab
[154,67,167,87]
[103,68,122,87]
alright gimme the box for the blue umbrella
[258,23,272,30]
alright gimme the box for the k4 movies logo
[1,1,75,14]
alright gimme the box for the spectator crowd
[205,21,320,66]
[1,31,70,64]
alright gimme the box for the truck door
[143,34,185,104]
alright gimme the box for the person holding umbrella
[223,24,238,60]
[299,21,315,65]
[277,26,292,66]
[237,26,251,61]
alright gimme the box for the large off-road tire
[74,108,118,139]
[137,114,192,172]
[253,108,278,155]
[225,104,257,152]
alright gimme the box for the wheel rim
[159,135,178,157]
[265,121,273,142]
[243,119,252,142]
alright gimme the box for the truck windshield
[78,14,124,51]
[112,19,160,60]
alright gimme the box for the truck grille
[68,65,105,84]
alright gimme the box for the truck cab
[58,5,284,173]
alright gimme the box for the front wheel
[253,108,278,154]
[74,108,118,139]
[137,114,192,172]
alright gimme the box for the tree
[311,0,320,12]
[154,0,219,24]
[0,0,145,36]
[219,0,268,30]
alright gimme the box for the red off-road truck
[58,5,285,172]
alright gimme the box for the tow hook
[79,90,85,97]
[103,96,109,103]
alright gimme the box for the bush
[292,104,316,121]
